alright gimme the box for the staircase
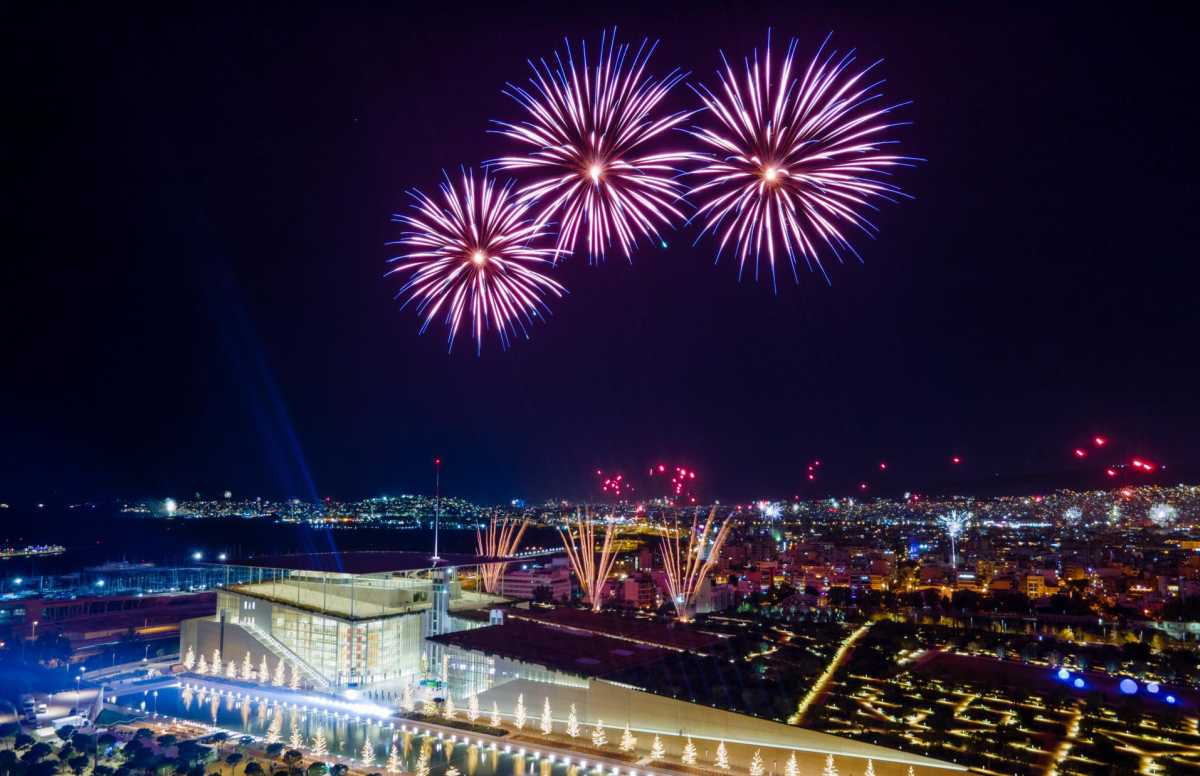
[238,621,332,689]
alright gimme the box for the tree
[821,754,839,776]
[592,721,607,748]
[260,656,271,683]
[265,743,285,769]
[540,698,553,736]
[184,647,196,671]
[414,744,431,776]
[386,744,401,775]
[862,759,876,776]
[619,726,636,753]
[359,740,374,767]
[649,736,665,761]
[289,663,301,691]
[198,655,209,674]
[309,730,327,758]
[748,750,764,776]
[288,721,303,751]
[566,704,580,738]
[401,684,414,712]
[514,694,527,729]
[784,752,799,776]
[227,659,238,679]
[490,702,502,728]
[444,696,457,720]
[273,659,286,686]
[212,650,223,676]
[714,742,729,770]
[681,738,697,766]
[467,694,479,723]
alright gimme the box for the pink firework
[491,28,694,263]
[387,168,566,354]
[687,32,920,289]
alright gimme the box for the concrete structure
[179,552,508,689]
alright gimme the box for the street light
[192,551,203,561]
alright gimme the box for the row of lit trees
[183,647,304,689]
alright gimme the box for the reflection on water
[118,686,582,776]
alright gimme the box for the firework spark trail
[660,506,733,620]
[686,32,920,290]
[386,168,565,354]
[475,516,529,593]
[491,28,696,263]
[558,509,620,612]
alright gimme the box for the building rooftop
[506,606,726,654]
[229,551,530,575]
[429,619,672,677]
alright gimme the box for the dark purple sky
[4,2,1197,504]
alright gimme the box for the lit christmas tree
[183,647,195,671]
[212,649,222,676]
[566,704,580,738]
[243,652,254,680]
[749,750,764,776]
[289,662,301,690]
[714,741,729,770]
[514,694,527,729]
[540,698,553,735]
[490,702,502,727]
[444,695,457,720]
[467,693,480,723]
[289,719,303,750]
[906,767,914,776]
[386,743,401,774]
[226,659,237,679]
[415,743,431,776]
[266,709,283,744]
[619,725,636,753]
[197,655,209,675]
[821,754,839,776]
[592,720,607,748]
[274,658,286,686]
[649,735,665,761]
[681,738,697,766]
[862,759,876,776]
[784,752,798,776]
[360,739,375,766]
[260,655,271,683]
[311,728,328,757]
[402,683,414,712]
[421,687,437,717]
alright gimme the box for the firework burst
[491,28,694,263]
[387,168,565,354]
[686,32,920,289]
[1148,503,1178,527]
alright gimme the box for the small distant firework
[492,28,694,263]
[596,470,633,499]
[1148,503,1177,527]
[1063,506,1083,525]
[686,32,919,289]
[387,168,565,353]
[938,510,971,567]
[649,464,698,504]
[758,500,782,520]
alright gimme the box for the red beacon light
[1105,468,1117,477]
[951,456,962,465]
[1074,448,1087,458]
[879,462,888,470]
[1094,436,1107,446]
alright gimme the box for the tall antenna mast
[432,456,442,561]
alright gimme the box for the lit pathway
[789,623,872,725]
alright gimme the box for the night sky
[4,2,1197,504]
